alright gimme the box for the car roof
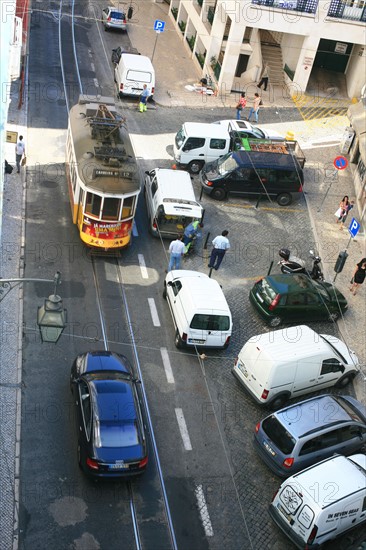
[92,379,137,422]
[233,150,302,170]
[291,454,366,508]
[264,274,323,294]
[275,395,355,438]
[182,122,229,139]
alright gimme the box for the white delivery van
[115,53,155,98]
[173,122,231,174]
[270,453,366,549]
[163,270,232,349]
[232,325,358,409]
[144,168,203,238]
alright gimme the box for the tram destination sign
[94,169,133,178]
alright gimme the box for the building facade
[169,0,366,99]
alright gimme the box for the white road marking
[138,254,148,279]
[93,78,99,88]
[90,62,95,71]
[175,408,192,451]
[132,222,139,237]
[160,347,175,384]
[148,298,160,326]
[195,484,214,537]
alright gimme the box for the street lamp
[37,272,67,343]
[0,270,67,343]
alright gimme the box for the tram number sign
[94,169,133,178]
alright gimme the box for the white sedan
[213,119,285,141]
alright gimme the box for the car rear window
[99,421,139,447]
[262,415,296,454]
[190,314,230,331]
[111,11,124,19]
[127,70,152,83]
[258,278,278,303]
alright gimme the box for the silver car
[102,7,127,31]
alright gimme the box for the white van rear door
[188,313,231,348]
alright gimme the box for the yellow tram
[66,95,140,250]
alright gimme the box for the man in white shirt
[208,230,230,270]
[168,235,185,271]
[15,135,25,173]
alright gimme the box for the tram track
[91,255,177,550]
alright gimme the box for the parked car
[249,274,348,327]
[270,453,366,548]
[254,394,366,477]
[102,7,127,31]
[70,351,148,477]
[213,119,285,141]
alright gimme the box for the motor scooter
[278,248,324,281]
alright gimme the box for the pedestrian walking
[139,84,150,113]
[349,258,366,295]
[257,63,270,91]
[339,199,354,230]
[15,135,25,173]
[168,235,185,271]
[208,230,230,270]
[334,196,349,223]
[247,93,261,124]
[235,92,247,120]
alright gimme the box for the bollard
[267,260,274,276]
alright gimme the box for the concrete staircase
[259,30,285,86]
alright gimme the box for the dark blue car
[70,351,148,477]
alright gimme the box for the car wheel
[335,373,354,388]
[187,160,204,174]
[269,316,282,328]
[269,395,288,411]
[211,187,227,201]
[104,25,108,31]
[277,193,292,206]
[77,443,82,469]
[175,330,183,349]
[328,312,339,322]
[163,285,167,299]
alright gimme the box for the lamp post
[0,271,67,343]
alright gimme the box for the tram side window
[122,196,135,219]
[85,192,102,217]
[102,197,121,220]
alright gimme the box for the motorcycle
[278,248,324,281]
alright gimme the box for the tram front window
[122,196,134,220]
[102,197,121,221]
[85,192,102,217]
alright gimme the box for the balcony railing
[327,0,366,21]
[251,0,318,14]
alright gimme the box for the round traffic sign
[333,156,348,170]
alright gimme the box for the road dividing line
[148,298,160,326]
[132,222,139,236]
[138,254,148,279]
[175,408,192,451]
[160,347,175,384]
[195,485,214,537]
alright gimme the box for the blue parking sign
[154,20,165,32]
[348,217,360,238]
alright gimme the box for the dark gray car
[254,394,366,477]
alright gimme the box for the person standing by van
[208,230,230,270]
[236,92,247,120]
[247,93,261,124]
[15,135,25,173]
[168,235,185,271]
[139,84,150,113]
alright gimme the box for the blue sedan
[70,351,148,477]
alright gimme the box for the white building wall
[346,45,366,98]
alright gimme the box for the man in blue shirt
[139,85,150,112]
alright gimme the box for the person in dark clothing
[350,258,366,295]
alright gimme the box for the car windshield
[335,396,366,423]
[262,415,296,454]
[175,127,186,149]
[246,126,264,139]
[217,154,238,175]
[99,420,139,448]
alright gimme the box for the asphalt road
[18,3,364,550]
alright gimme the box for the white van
[163,270,232,349]
[115,53,155,98]
[144,168,203,238]
[173,123,231,174]
[232,325,358,409]
[270,453,366,549]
